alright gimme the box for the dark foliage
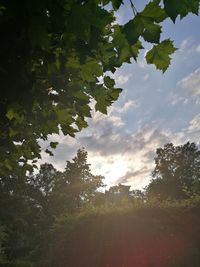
[0,0,199,176]
[147,142,200,200]
[0,143,200,266]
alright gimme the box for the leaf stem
[129,0,137,16]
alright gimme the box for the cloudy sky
[40,1,200,190]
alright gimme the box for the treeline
[0,142,200,266]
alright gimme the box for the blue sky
[40,1,200,190]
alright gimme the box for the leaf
[76,117,88,130]
[123,0,166,45]
[145,39,177,72]
[140,0,167,23]
[142,23,161,43]
[95,87,122,114]
[123,16,144,45]
[112,0,124,11]
[113,25,132,64]
[164,0,200,22]
[57,109,74,124]
[4,159,12,171]
[9,128,17,137]
[0,6,6,15]
[45,149,54,156]
[80,57,103,81]
[61,124,78,137]
[6,109,15,120]
[110,88,122,99]
[104,76,115,88]
[95,99,107,114]
[72,91,90,101]
[131,40,144,60]
[50,142,59,149]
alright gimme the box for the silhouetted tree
[147,142,200,200]
[51,149,104,213]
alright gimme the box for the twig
[129,0,137,16]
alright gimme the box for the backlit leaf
[146,39,177,72]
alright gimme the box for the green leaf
[109,88,122,100]
[112,0,123,11]
[0,6,6,15]
[4,159,12,171]
[9,128,18,137]
[131,40,144,60]
[140,0,167,23]
[164,0,200,22]
[57,109,74,124]
[142,23,161,43]
[80,57,103,81]
[123,3,165,46]
[95,87,122,114]
[45,149,54,156]
[95,99,107,114]
[145,39,177,72]
[61,124,78,137]
[104,76,115,88]
[123,16,144,45]
[76,117,88,130]
[6,109,15,120]
[72,91,90,101]
[113,25,132,64]
[50,142,59,149]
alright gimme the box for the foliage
[44,201,200,267]
[146,142,200,200]
[0,225,7,261]
[0,148,104,265]
[0,143,200,266]
[0,0,199,175]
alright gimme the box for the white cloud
[110,99,138,114]
[168,92,188,106]
[138,50,148,68]
[196,44,200,53]
[79,123,186,189]
[38,116,200,190]
[179,38,194,51]
[114,74,131,85]
[177,68,200,97]
[187,114,200,133]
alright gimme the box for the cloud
[187,114,200,133]
[78,123,184,189]
[116,167,152,188]
[138,50,148,68]
[115,74,131,85]
[196,44,200,54]
[168,92,188,106]
[177,68,200,98]
[143,74,149,81]
[38,116,200,190]
[179,38,194,51]
[110,99,138,114]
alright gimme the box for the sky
[40,1,200,190]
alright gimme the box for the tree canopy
[0,143,200,266]
[147,142,200,200]
[0,0,199,175]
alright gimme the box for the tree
[0,148,104,264]
[146,142,200,200]
[49,148,104,213]
[105,184,131,203]
[0,0,199,175]
[29,148,104,216]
